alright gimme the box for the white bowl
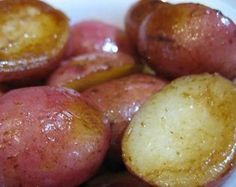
[43,1,236,187]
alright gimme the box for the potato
[0,86,110,186]
[125,0,163,46]
[82,74,167,166]
[48,52,141,91]
[138,3,236,79]
[65,20,134,58]
[122,73,236,187]
[83,171,150,187]
[0,0,69,83]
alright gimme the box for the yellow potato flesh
[122,74,236,187]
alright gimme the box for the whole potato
[82,74,167,166]
[138,3,236,79]
[65,20,134,58]
[48,52,141,91]
[122,73,236,187]
[0,86,110,187]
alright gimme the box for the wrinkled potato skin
[82,74,167,165]
[48,52,141,91]
[138,3,236,79]
[83,171,151,187]
[0,0,69,83]
[125,0,163,46]
[65,20,134,58]
[0,86,110,187]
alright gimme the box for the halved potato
[0,0,69,82]
[122,73,236,187]
[48,52,141,91]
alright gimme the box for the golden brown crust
[0,0,69,82]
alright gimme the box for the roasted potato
[65,20,134,58]
[138,3,236,79]
[122,73,236,187]
[0,86,110,186]
[0,0,69,83]
[125,0,163,46]
[48,52,141,91]
[82,74,167,166]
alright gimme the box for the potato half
[0,0,69,82]
[122,74,236,187]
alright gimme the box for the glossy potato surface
[125,0,163,46]
[0,86,110,187]
[0,0,69,83]
[122,74,236,187]
[66,20,134,58]
[138,3,236,79]
[48,52,141,91]
[82,74,167,165]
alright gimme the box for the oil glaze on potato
[122,73,236,187]
[0,0,69,83]
[48,52,141,91]
[125,0,163,46]
[138,3,236,79]
[82,74,167,165]
[0,86,110,187]
[66,20,134,58]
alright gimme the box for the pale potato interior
[122,74,236,187]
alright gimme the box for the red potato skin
[82,74,167,165]
[125,0,164,46]
[138,3,236,79]
[0,86,110,187]
[65,20,135,58]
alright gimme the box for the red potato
[125,0,164,46]
[65,20,134,58]
[0,0,69,83]
[82,74,167,166]
[48,52,141,91]
[0,86,110,187]
[83,171,151,187]
[138,3,236,79]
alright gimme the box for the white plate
[43,1,236,187]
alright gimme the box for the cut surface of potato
[122,74,236,187]
[48,52,141,91]
[0,0,69,82]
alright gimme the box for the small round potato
[0,0,69,83]
[0,86,110,187]
[122,73,236,187]
[82,74,167,166]
[48,52,141,91]
[65,20,134,58]
[138,3,236,79]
